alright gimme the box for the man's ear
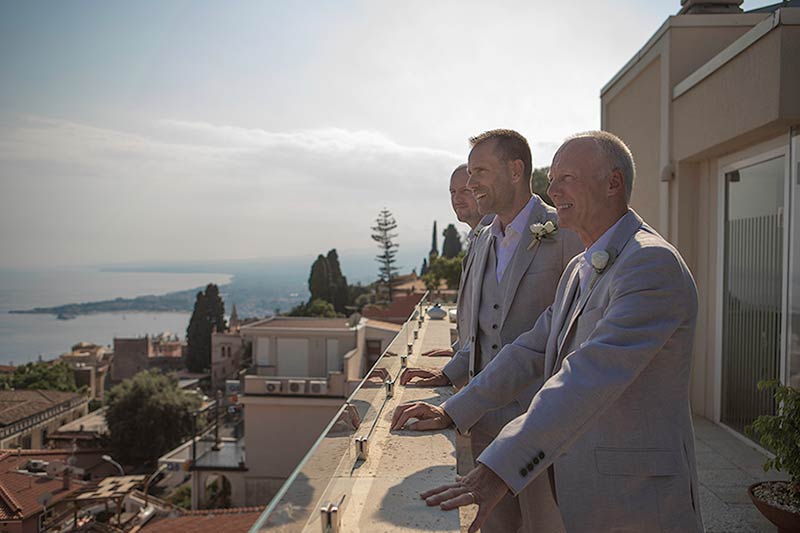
[607,169,625,198]
[509,159,525,183]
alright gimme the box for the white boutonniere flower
[588,247,618,290]
[590,250,610,273]
[527,220,558,250]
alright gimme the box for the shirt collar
[489,196,540,240]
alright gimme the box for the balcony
[250,295,465,532]
[243,297,786,532]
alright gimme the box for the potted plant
[746,379,800,532]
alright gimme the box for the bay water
[0,269,232,365]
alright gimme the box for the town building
[110,333,185,383]
[0,448,122,533]
[0,391,88,450]
[59,342,112,400]
[600,0,800,438]
[160,316,401,510]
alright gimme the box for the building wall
[111,337,151,382]
[605,57,663,233]
[0,401,88,449]
[240,396,343,505]
[211,332,245,393]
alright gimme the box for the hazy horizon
[1,0,776,270]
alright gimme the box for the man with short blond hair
[400,129,582,532]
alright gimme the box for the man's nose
[547,179,558,198]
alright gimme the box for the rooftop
[0,390,85,426]
[140,506,264,533]
[0,449,114,521]
[242,316,356,331]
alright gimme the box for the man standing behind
[393,131,704,533]
[421,163,493,359]
[402,129,582,532]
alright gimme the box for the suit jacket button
[493,304,499,310]
[532,458,539,465]
[538,451,545,459]
[519,468,528,477]
[527,463,534,470]
[492,344,498,350]
[492,324,498,329]
[469,371,474,377]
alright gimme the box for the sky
[0,0,777,270]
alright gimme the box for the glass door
[721,155,786,434]
[789,132,800,390]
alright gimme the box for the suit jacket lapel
[500,199,551,326]
[468,232,493,376]
[553,266,582,365]
[555,209,644,360]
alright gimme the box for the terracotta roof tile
[0,390,84,426]
[140,508,263,533]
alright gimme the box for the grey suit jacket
[453,216,493,353]
[444,210,704,532]
[443,196,582,437]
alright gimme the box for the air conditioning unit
[308,380,328,395]
[287,379,306,395]
[26,460,48,473]
[264,379,283,394]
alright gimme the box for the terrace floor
[694,415,784,532]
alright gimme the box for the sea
[0,268,233,365]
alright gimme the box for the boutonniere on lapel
[588,247,618,290]
[527,220,558,250]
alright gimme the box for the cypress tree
[441,224,463,258]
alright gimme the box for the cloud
[0,117,463,268]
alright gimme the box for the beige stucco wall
[605,57,663,232]
[241,396,343,505]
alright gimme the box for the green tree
[286,299,337,318]
[326,249,350,314]
[308,254,331,304]
[441,224,463,259]
[371,208,400,302]
[186,284,227,373]
[7,361,78,392]
[422,254,464,291]
[531,166,553,206]
[105,370,201,465]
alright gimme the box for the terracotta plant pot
[748,481,800,533]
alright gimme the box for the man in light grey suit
[393,131,704,533]
[400,130,582,532]
[420,163,493,359]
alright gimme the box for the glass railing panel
[250,293,428,532]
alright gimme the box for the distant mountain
[11,247,427,318]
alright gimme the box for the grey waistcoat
[475,243,513,374]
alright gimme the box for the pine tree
[441,223,463,258]
[420,257,428,276]
[371,208,400,302]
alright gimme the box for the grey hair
[565,130,635,202]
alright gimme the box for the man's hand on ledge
[420,463,509,533]
[391,401,453,431]
[399,368,451,387]
[422,348,454,357]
